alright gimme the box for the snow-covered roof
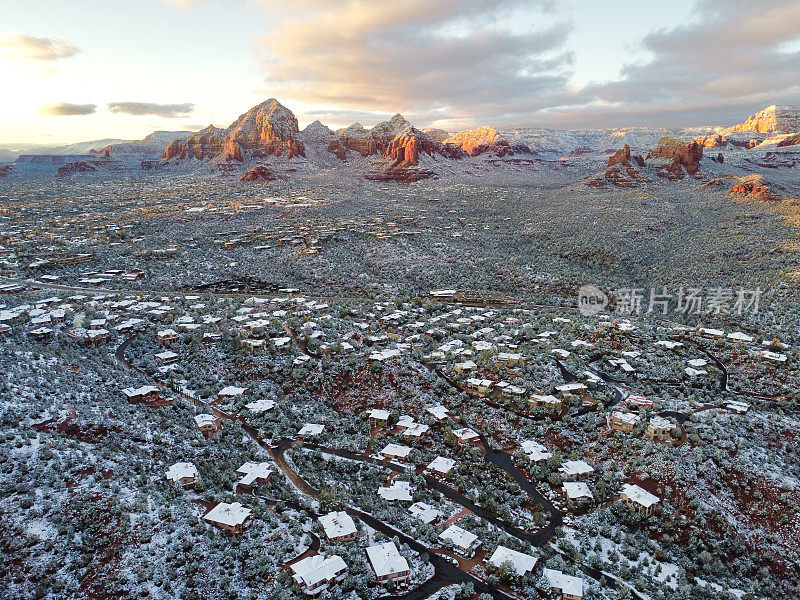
[378,480,413,502]
[521,440,552,462]
[236,462,273,487]
[218,385,247,397]
[611,411,641,425]
[426,405,449,420]
[487,545,538,576]
[408,501,442,524]
[366,408,390,421]
[298,423,325,437]
[366,542,409,577]
[380,443,412,459]
[620,483,660,508]
[563,481,593,500]
[559,460,594,477]
[318,511,357,539]
[531,393,561,405]
[439,524,480,551]
[165,461,198,483]
[291,554,347,588]
[543,568,584,598]
[122,385,159,398]
[203,502,251,527]
[426,456,456,474]
[245,398,276,413]
[452,427,479,442]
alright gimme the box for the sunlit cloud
[39,102,97,116]
[0,33,78,62]
[108,102,195,118]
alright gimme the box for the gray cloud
[39,103,97,116]
[108,102,195,118]
[257,0,800,129]
[0,33,78,62]
[258,0,574,128]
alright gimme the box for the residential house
[165,462,199,488]
[408,502,442,525]
[235,462,273,490]
[157,328,179,345]
[530,393,562,414]
[620,483,660,516]
[487,546,538,577]
[366,408,390,427]
[194,413,221,435]
[318,511,358,542]
[562,481,593,507]
[366,542,410,588]
[426,456,456,476]
[379,443,412,462]
[645,416,674,441]
[291,554,348,596]
[610,411,641,433]
[378,480,413,502]
[543,568,584,600]
[439,524,481,557]
[123,385,161,405]
[452,427,480,447]
[559,460,595,481]
[203,502,252,535]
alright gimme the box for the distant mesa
[57,161,97,176]
[93,130,191,157]
[239,165,275,182]
[444,126,533,157]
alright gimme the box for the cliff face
[648,137,703,179]
[366,126,444,181]
[162,99,305,162]
[444,126,532,157]
[163,126,227,160]
[337,123,377,156]
[724,105,800,134]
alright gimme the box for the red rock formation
[239,165,275,182]
[337,123,377,156]
[588,144,648,188]
[444,126,533,157]
[57,161,97,176]
[163,125,226,160]
[607,145,631,167]
[0,165,11,178]
[777,133,800,147]
[327,140,346,161]
[366,126,442,181]
[694,133,727,148]
[648,137,703,179]
[370,114,411,152]
[730,175,774,201]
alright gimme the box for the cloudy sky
[2,0,799,145]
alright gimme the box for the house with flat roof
[646,416,674,441]
[559,460,595,480]
[379,443,412,462]
[610,411,641,433]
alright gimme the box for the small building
[366,542,410,588]
[698,327,724,339]
[155,350,178,365]
[290,554,348,596]
[620,483,660,516]
[298,423,325,439]
[555,382,587,398]
[426,405,449,421]
[318,511,357,542]
[235,462,273,490]
[123,385,161,405]
[529,393,562,414]
[426,456,456,476]
[487,545,538,577]
[366,408,390,427]
[378,480,413,502]
[759,349,787,363]
[562,481,593,506]
[157,328,179,345]
[165,462,199,488]
[245,398,276,413]
[645,416,674,441]
[452,427,480,447]
[496,352,523,366]
[439,524,481,557]
[379,443,412,462]
[725,400,750,414]
[559,460,595,481]
[408,501,442,525]
[627,394,653,410]
[521,440,552,463]
[217,385,248,403]
[30,327,54,341]
[465,377,494,396]
[610,411,641,433]
[453,359,477,374]
[203,502,252,535]
[543,568,584,600]
[194,413,221,435]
